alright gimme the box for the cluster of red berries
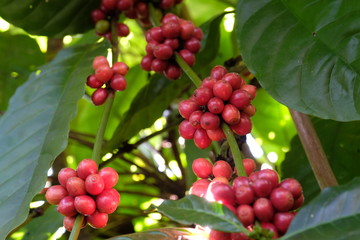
[45,159,120,231]
[86,56,129,105]
[178,65,256,149]
[141,13,203,80]
[190,158,304,239]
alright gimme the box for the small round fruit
[193,27,204,41]
[112,62,129,75]
[210,65,227,80]
[232,176,250,189]
[207,97,224,114]
[75,195,96,215]
[92,56,109,70]
[209,230,231,240]
[179,49,195,66]
[63,216,77,232]
[212,160,232,179]
[179,20,195,40]
[251,178,273,197]
[230,114,252,136]
[193,87,213,106]
[270,187,294,212]
[150,27,165,43]
[161,21,180,38]
[222,104,241,125]
[58,168,77,187]
[91,9,106,23]
[273,212,294,234]
[87,74,104,88]
[236,204,255,227]
[85,174,105,195]
[96,189,120,214]
[260,222,279,239]
[178,120,196,139]
[222,73,244,90]
[206,128,225,141]
[206,182,235,205]
[189,110,203,129]
[234,185,255,205]
[66,177,86,196]
[242,158,256,176]
[192,158,213,179]
[189,179,211,197]
[45,185,68,205]
[91,88,109,106]
[253,198,274,222]
[184,37,201,53]
[230,89,251,110]
[140,55,153,71]
[95,65,113,83]
[178,100,200,119]
[87,211,109,228]
[110,74,127,91]
[77,159,98,180]
[57,196,77,217]
[213,80,233,101]
[200,112,220,130]
[117,23,130,37]
[164,64,182,80]
[193,128,212,149]
[279,178,303,199]
[258,169,279,189]
[153,44,173,60]
[241,85,257,100]
[99,167,119,189]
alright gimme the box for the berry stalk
[68,215,84,240]
[289,109,338,189]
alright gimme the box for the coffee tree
[0,0,360,239]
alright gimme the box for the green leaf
[283,177,360,240]
[281,118,360,203]
[0,0,99,37]
[156,195,245,233]
[235,0,360,121]
[105,74,188,151]
[0,42,106,238]
[0,32,45,111]
[107,228,207,240]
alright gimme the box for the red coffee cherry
[149,27,165,42]
[74,195,96,215]
[200,112,220,130]
[58,196,77,217]
[99,167,119,189]
[292,194,304,210]
[212,176,230,184]
[91,9,106,23]
[236,204,255,227]
[87,211,109,229]
[230,114,252,136]
[207,97,225,114]
[193,27,204,41]
[201,77,217,89]
[230,89,252,110]
[151,58,168,72]
[164,64,182,80]
[234,185,255,205]
[213,80,233,101]
[189,179,211,197]
[63,216,77,232]
[91,88,109,106]
[273,212,294,234]
[184,37,201,53]
[232,176,250,189]
[179,20,195,40]
[242,158,256,176]
[210,65,227,80]
[241,85,257,99]
[161,21,180,38]
[222,104,241,125]
[179,100,200,119]
[163,38,179,50]
[206,182,235,206]
[140,55,153,71]
[178,120,197,139]
[45,185,68,205]
[96,188,120,214]
[260,222,279,239]
[66,177,86,196]
[77,159,98,180]
[230,232,251,240]
[146,41,158,57]
[85,174,105,195]
[209,230,231,240]
[253,198,274,222]
[92,56,109,70]
[112,62,129,75]
[189,110,203,129]
[222,73,244,90]
[179,49,195,66]
[270,187,294,212]
[117,0,133,11]
[251,178,273,197]
[153,44,173,60]
[161,13,179,25]
[193,87,213,106]
[206,128,225,141]
[192,158,213,179]
[87,74,104,88]
[212,160,232,179]
[58,168,77,187]
[101,0,117,11]
[110,74,127,91]
[193,128,211,149]
[135,2,149,19]
[95,65,113,83]
[258,169,279,189]
[159,0,175,9]
[243,104,256,117]
[117,23,130,37]
[279,178,303,199]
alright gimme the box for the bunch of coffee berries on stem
[178,65,256,149]
[87,56,129,105]
[45,159,120,231]
[189,158,304,239]
[141,13,204,80]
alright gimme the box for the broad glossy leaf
[105,74,188,152]
[236,0,360,121]
[0,32,45,111]
[108,228,207,240]
[0,42,106,238]
[156,195,245,233]
[0,0,99,37]
[283,177,360,240]
[281,118,360,203]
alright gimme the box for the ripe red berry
[45,185,68,205]
[230,89,252,110]
[151,58,168,72]
[161,13,179,25]
[124,8,137,19]
[140,55,153,71]
[230,232,251,240]
[234,185,255,205]
[184,38,201,53]
[96,189,120,214]
[77,159,98,180]
[58,168,77,187]
[251,178,273,197]
[236,204,255,227]
[146,41,158,57]
[192,158,213,179]
[117,0,133,11]
[159,0,175,9]
[241,85,257,99]
[163,38,179,50]
[201,77,217,89]
[95,65,113,83]
[230,114,252,136]
[260,222,279,239]
[189,179,211,197]
[161,21,180,38]
[189,110,203,129]
[222,73,244,90]
[270,187,294,212]
[222,104,241,125]
[91,9,106,23]
[135,2,149,19]
[212,160,232,179]
[253,198,274,222]
[273,212,294,234]
[178,120,197,139]
[292,194,304,210]
[193,87,213,106]
[279,178,303,199]
[206,182,235,206]
[232,176,250,188]
[87,74,104,88]
[206,128,225,141]
[74,195,96,215]
[66,177,86,196]
[92,56,109,70]
[193,27,204,41]
[211,65,227,80]
[58,196,77,217]
[63,216,77,232]
[193,128,211,149]
[213,80,233,101]
[207,97,224,114]
[101,0,117,11]
[258,169,279,189]
[117,23,130,37]
[243,104,256,117]
[153,44,173,60]
[209,230,231,240]
[99,167,119,189]
[200,112,220,130]
[179,49,195,66]
[113,62,129,76]
[110,74,127,91]
[87,211,109,229]
[85,174,105,195]
[242,158,256,176]
[212,176,230,184]
[149,27,164,43]
[179,20,195,40]
[164,64,182,80]
[92,88,109,106]
[178,99,200,119]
